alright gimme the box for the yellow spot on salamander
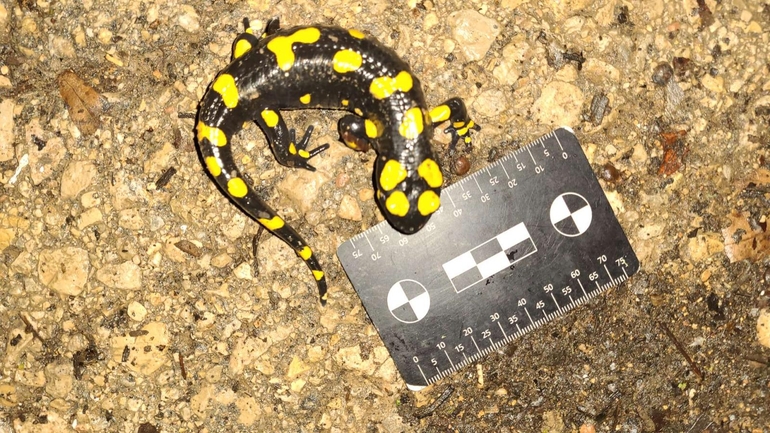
[380,160,407,192]
[258,215,285,230]
[298,246,312,260]
[333,49,363,73]
[204,156,222,177]
[369,71,413,99]
[417,158,443,188]
[313,270,325,281]
[398,107,424,139]
[300,93,311,104]
[417,190,441,216]
[385,191,410,217]
[364,119,378,138]
[453,121,466,128]
[213,74,239,109]
[289,143,297,155]
[354,108,363,116]
[197,122,227,147]
[341,99,349,107]
[233,39,252,59]
[227,177,248,198]
[456,120,475,137]
[261,109,279,128]
[267,27,321,71]
[349,29,365,39]
[298,149,310,159]
[429,105,451,123]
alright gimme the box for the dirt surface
[1,0,770,432]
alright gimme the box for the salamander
[196,18,480,305]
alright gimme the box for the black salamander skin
[196,18,479,305]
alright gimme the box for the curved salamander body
[196,18,479,305]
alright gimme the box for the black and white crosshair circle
[550,192,592,237]
[387,279,430,324]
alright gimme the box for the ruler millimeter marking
[337,128,639,390]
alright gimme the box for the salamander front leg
[338,114,374,152]
[429,97,481,151]
[231,17,283,60]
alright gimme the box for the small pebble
[128,301,148,321]
[672,57,691,76]
[37,247,90,296]
[651,63,673,86]
[472,89,508,118]
[757,309,770,349]
[96,261,142,290]
[233,262,253,280]
[0,98,15,162]
[449,10,501,62]
[77,207,103,230]
[174,240,202,258]
[337,194,363,221]
[61,160,98,199]
[177,5,200,33]
[453,155,471,175]
[599,163,621,182]
[26,119,67,185]
[588,93,610,126]
[358,188,374,202]
[118,208,145,230]
[531,81,585,126]
[335,172,350,187]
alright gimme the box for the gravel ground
[1,0,770,432]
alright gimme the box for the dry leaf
[658,148,682,176]
[722,211,770,263]
[57,70,104,135]
[657,130,688,176]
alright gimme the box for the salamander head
[374,155,443,235]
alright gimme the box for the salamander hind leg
[255,107,329,172]
[338,114,374,152]
[429,97,481,151]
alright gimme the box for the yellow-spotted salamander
[196,18,479,305]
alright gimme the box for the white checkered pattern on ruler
[442,223,537,293]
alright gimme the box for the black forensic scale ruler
[337,127,639,390]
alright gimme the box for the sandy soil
[1,0,769,432]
